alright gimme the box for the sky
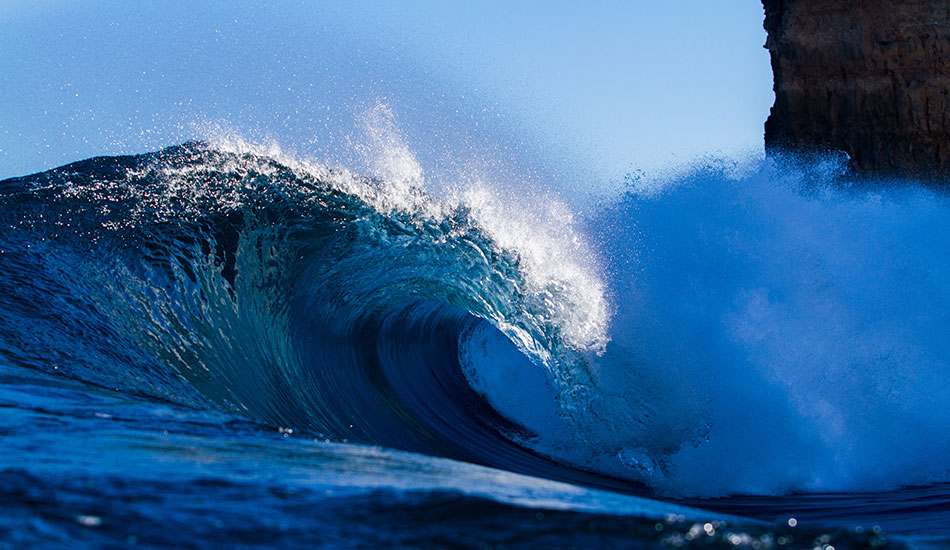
[0,1,772,188]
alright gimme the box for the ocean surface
[1,140,949,549]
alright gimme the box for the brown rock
[763,0,950,178]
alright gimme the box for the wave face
[1,141,949,511]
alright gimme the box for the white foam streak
[459,184,609,353]
[202,121,441,219]
[358,102,425,194]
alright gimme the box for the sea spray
[586,158,950,496]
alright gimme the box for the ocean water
[1,137,948,549]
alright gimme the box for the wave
[1,140,949,500]
[0,141,623,491]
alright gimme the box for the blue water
[1,139,948,548]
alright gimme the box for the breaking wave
[1,136,948,500]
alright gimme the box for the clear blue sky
[0,1,772,186]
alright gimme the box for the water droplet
[77,515,101,527]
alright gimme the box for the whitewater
[1,110,949,547]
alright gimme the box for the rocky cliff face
[763,0,950,178]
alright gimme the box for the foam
[579,159,950,496]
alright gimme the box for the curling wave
[0,141,625,491]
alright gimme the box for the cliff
[763,0,950,178]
